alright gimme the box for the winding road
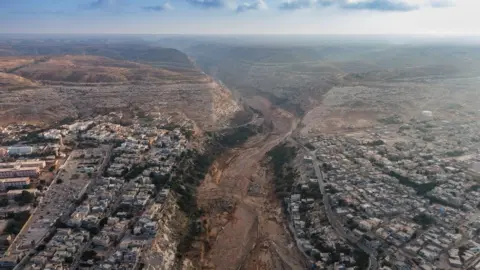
[303,144,379,270]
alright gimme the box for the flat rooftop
[0,177,30,183]
[7,146,111,256]
[0,167,39,172]
[0,160,45,169]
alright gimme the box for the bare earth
[196,96,306,270]
[0,55,239,129]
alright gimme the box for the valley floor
[196,96,307,270]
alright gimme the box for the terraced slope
[0,48,239,129]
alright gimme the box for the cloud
[278,0,451,11]
[236,0,267,13]
[342,0,418,11]
[279,0,317,10]
[185,0,225,9]
[86,0,118,9]
[143,3,173,12]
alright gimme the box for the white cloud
[278,0,456,11]
[236,0,267,13]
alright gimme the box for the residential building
[7,146,33,156]
[0,177,30,191]
[0,168,39,178]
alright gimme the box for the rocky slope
[0,45,239,129]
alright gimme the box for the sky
[0,0,478,35]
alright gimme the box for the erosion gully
[196,96,307,270]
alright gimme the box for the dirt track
[196,96,307,270]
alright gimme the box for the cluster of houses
[82,123,132,143]
[26,229,90,270]
[68,177,125,228]
[0,159,45,179]
[0,123,40,145]
[294,117,480,269]
[4,147,108,267]
[0,108,198,269]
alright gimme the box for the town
[3,109,480,270]
[281,110,480,270]
[0,112,194,270]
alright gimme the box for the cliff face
[142,192,189,270]
[207,81,241,128]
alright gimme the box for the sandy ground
[196,96,307,270]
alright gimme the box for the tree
[413,213,435,229]
[183,130,194,140]
[152,173,170,191]
[99,217,108,228]
[81,250,97,261]
[56,179,63,184]
[305,143,315,151]
[3,211,31,235]
[0,198,8,207]
[14,191,35,206]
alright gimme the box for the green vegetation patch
[267,143,298,198]
[413,213,435,229]
[388,170,437,195]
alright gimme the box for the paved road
[310,150,379,270]
[13,146,113,270]
[290,138,379,270]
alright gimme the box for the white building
[0,177,31,190]
[7,146,33,155]
[0,167,39,178]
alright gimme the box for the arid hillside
[11,55,188,83]
[184,42,480,118]
[0,72,37,89]
[0,46,239,129]
[0,57,40,71]
[0,41,196,72]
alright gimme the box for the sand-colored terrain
[0,57,39,71]
[194,97,307,270]
[0,55,239,129]
[11,55,186,83]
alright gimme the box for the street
[289,137,380,270]
[310,150,379,270]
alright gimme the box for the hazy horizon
[3,33,480,45]
[1,0,479,35]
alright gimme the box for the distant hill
[0,42,196,72]
[184,42,480,116]
[0,72,37,88]
[11,55,186,83]
[0,41,239,128]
